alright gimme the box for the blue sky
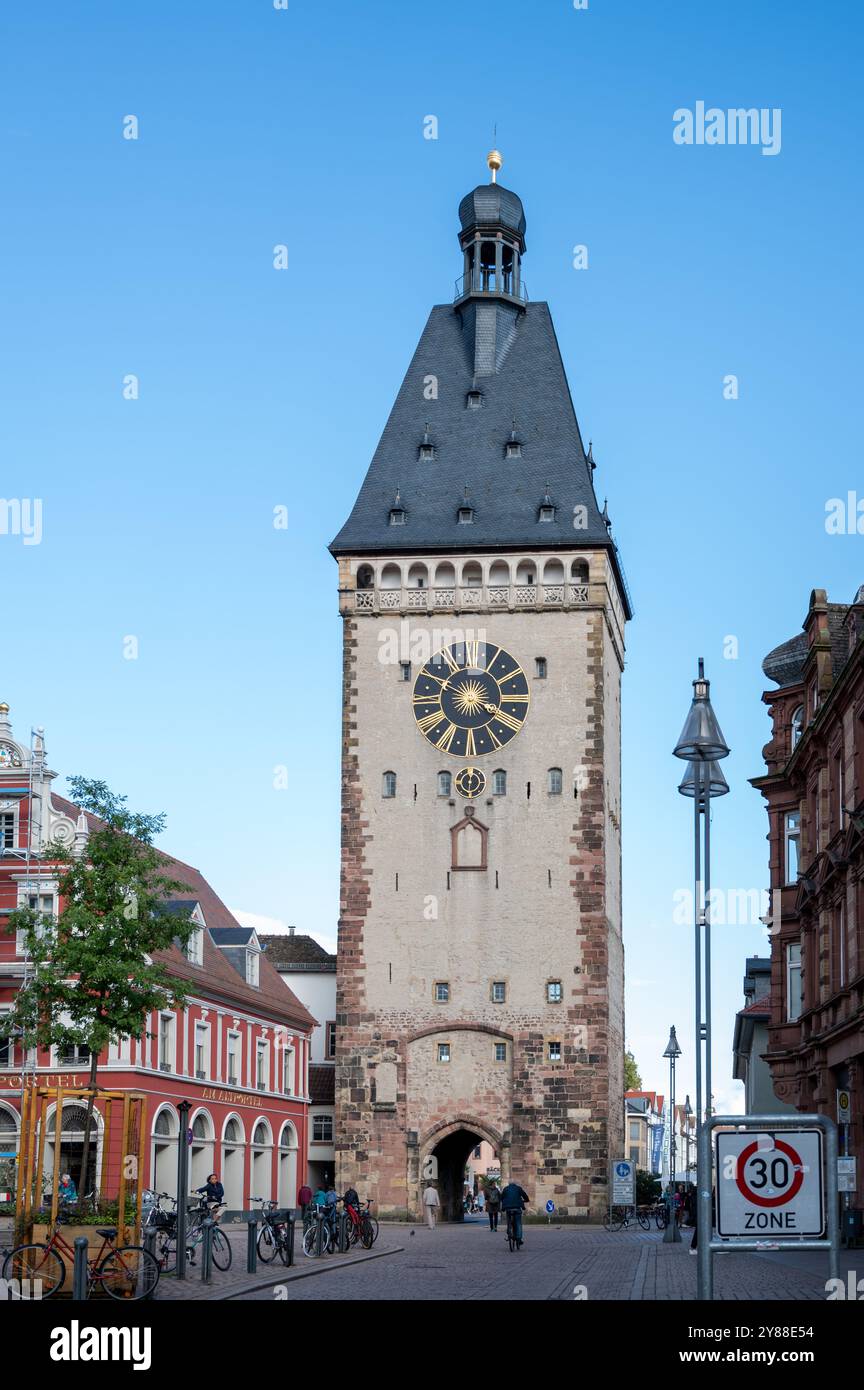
[2,0,861,1111]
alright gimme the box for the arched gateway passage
[422,1120,504,1222]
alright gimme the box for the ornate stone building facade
[330,162,631,1220]
[753,585,864,1207]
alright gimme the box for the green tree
[1,778,191,1210]
[636,1168,660,1205]
[624,1050,642,1091]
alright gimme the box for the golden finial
[487,149,503,183]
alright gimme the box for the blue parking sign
[545,1200,555,1214]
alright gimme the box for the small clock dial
[454,767,486,799]
[412,640,530,757]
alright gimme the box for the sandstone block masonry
[335,551,625,1220]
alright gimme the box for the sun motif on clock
[412,640,530,757]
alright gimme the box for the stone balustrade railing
[351,583,590,613]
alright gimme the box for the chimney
[288,925,295,936]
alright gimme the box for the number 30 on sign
[716,1130,825,1239]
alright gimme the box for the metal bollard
[141,1228,158,1299]
[286,1213,295,1267]
[338,1210,349,1253]
[247,1218,258,1273]
[315,1212,323,1257]
[72,1236,89,1300]
[200,1217,214,1285]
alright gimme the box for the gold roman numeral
[441,648,460,673]
[436,722,458,752]
[465,728,476,757]
[417,711,445,734]
[465,640,480,668]
[495,711,523,733]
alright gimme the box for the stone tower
[330,158,631,1221]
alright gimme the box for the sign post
[697,1114,839,1301]
[609,1160,635,1227]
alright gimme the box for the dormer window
[457,506,474,525]
[505,423,522,459]
[246,950,260,987]
[186,924,204,966]
[389,506,406,526]
[418,425,436,462]
[539,503,556,523]
[790,705,804,751]
[466,390,483,409]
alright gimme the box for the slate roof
[763,599,858,687]
[329,297,632,617]
[51,795,315,1033]
[458,182,526,243]
[208,927,256,946]
[259,933,336,968]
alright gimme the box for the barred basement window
[546,981,563,1003]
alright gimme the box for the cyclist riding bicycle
[499,1181,529,1247]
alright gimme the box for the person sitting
[196,1173,225,1219]
[57,1173,78,1206]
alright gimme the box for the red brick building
[753,586,864,1208]
[0,702,315,1209]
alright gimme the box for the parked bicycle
[603,1204,650,1232]
[2,1209,160,1300]
[250,1196,293,1265]
[345,1198,378,1248]
[148,1192,232,1273]
[302,1204,334,1257]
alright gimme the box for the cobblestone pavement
[152,1222,404,1301]
[228,1220,856,1302]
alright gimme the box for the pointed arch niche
[450,806,488,872]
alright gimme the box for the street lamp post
[662,1026,682,1244]
[684,1095,693,1182]
[673,659,729,1296]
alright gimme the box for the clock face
[412,640,530,757]
[454,767,486,799]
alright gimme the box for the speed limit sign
[716,1130,824,1238]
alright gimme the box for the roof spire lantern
[456,149,527,305]
[587,440,596,471]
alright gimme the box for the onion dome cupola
[456,150,526,306]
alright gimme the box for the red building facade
[753,587,864,1209]
[0,703,315,1209]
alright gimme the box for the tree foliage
[2,778,192,1056]
[624,1049,642,1091]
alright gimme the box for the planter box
[31,1224,130,1294]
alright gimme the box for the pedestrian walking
[423,1182,441,1230]
[297,1182,313,1219]
[485,1180,501,1231]
[475,1187,486,1214]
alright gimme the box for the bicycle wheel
[98,1246,160,1301]
[257,1224,277,1264]
[603,1207,624,1232]
[654,1208,667,1230]
[345,1218,360,1247]
[211,1227,232,1271]
[365,1215,380,1244]
[359,1217,375,1250]
[637,1210,650,1231]
[2,1243,65,1298]
[156,1232,177,1274]
[302,1223,330,1257]
[277,1230,292,1266]
[506,1215,517,1251]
